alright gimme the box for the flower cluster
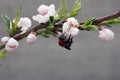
[1,37,19,52]
[1,17,37,52]
[0,2,117,53]
[58,17,79,50]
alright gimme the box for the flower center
[41,9,48,16]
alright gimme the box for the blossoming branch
[0,0,120,60]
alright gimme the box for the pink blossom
[32,4,56,23]
[5,38,19,52]
[67,17,79,27]
[62,17,79,37]
[27,33,37,44]
[98,28,114,42]
[1,36,10,44]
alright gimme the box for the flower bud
[1,36,10,44]
[98,28,114,42]
[27,32,37,44]
[5,38,19,52]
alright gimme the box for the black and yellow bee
[58,34,73,50]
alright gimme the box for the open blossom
[5,38,19,52]
[98,28,114,42]
[27,32,37,44]
[18,17,32,31]
[62,17,79,37]
[1,36,10,44]
[32,4,56,23]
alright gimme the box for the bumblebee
[58,35,73,50]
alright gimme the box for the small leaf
[81,25,98,32]
[2,14,11,30]
[56,0,68,21]
[0,50,7,60]
[12,7,22,33]
[83,18,95,25]
[102,18,120,25]
[69,0,82,17]
[39,32,50,38]
[62,0,68,14]
[14,6,22,27]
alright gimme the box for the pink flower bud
[27,33,37,44]
[1,36,10,44]
[98,28,114,42]
[5,38,19,52]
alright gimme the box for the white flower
[32,4,56,23]
[1,36,10,44]
[98,28,114,42]
[5,38,19,52]
[27,32,37,44]
[18,17,32,31]
[62,17,79,37]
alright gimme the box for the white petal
[5,45,15,52]
[70,27,79,37]
[18,17,32,31]
[62,22,70,33]
[1,36,10,44]
[37,4,49,14]
[32,14,49,23]
[6,38,19,47]
[48,4,56,16]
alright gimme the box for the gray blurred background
[0,0,120,80]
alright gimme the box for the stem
[0,10,120,50]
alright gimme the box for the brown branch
[0,10,120,50]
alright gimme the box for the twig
[0,10,120,50]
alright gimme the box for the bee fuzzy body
[58,35,73,50]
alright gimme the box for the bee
[58,34,73,50]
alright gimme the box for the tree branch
[0,10,120,50]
